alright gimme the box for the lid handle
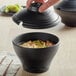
[28,2,42,12]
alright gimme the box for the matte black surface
[55,0,76,12]
[12,32,59,73]
[12,3,61,29]
[55,9,76,27]
[55,0,76,27]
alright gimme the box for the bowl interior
[13,32,59,48]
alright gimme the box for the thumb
[26,0,33,8]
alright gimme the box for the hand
[26,0,59,12]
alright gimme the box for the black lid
[56,0,76,12]
[12,3,61,29]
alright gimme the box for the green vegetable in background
[4,7,9,13]
[4,4,22,13]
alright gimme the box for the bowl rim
[12,32,60,50]
[55,7,76,13]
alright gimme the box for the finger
[26,0,34,8]
[39,0,59,12]
[35,0,45,3]
[39,2,51,12]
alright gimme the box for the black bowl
[12,32,59,73]
[55,9,76,27]
[54,0,76,27]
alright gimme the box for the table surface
[0,0,76,76]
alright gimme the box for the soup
[20,40,54,48]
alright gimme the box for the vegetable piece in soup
[20,40,53,48]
